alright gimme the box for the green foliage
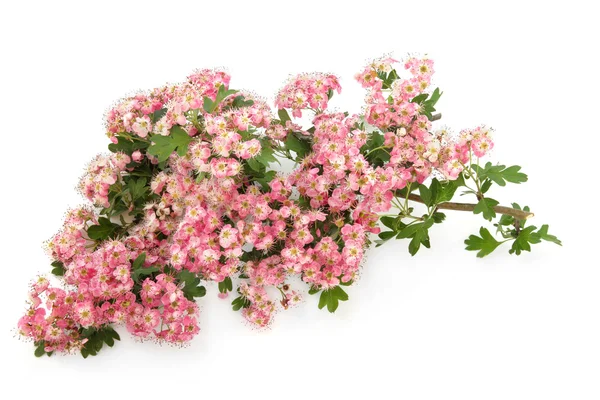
[432,212,446,223]
[473,198,500,221]
[107,135,150,155]
[203,85,238,114]
[307,286,320,295]
[466,223,561,258]
[80,325,121,358]
[534,224,562,246]
[377,69,399,89]
[149,107,167,123]
[361,131,389,167]
[87,217,121,241]
[34,341,53,357]
[254,140,278,167]
[376,215,406,247]
[130,252,160,283]
[318,286,349,313]
[176,270,206,301]
[395,182,419,199]
[127,177,147,203]
[508,224,562,255]
[147,126,193,162]
[244,140,278,192]
[218,277,233,293]
[473,162,528,186]
[410,87,442,119]
[417,176,464,207]
[50,260,65,276]
[230,95,254,109]
[509,225,538,255]
[277,109,291,124]
[396,218,434,256]
[231,295,251,311]
[464,227,503,258]
[285,133,311,160]
[418,184,433,207]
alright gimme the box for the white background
[1,1,598,399]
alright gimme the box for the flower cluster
[19,55,558,358]
[275,73,341,118]
[78,154,130,207]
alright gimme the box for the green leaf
[285,134,311,159]
[50,260,65,276]
[128,177,147,201]
[177,270,206,299]
[186,285,206,298]
[230,95,254,108]
[204,85,238,114]
[411,93,428,104]
[105,326,121,341]
[131,252,146,271]
[87,217,120,241]
[331,285,348,301]
[104,335,115,347]
[147,126,192,162]
[218,277,233,293]
[79,325,119,358]
[34,342,46,357]
[149,108,167,123]
[362,131,390,166]
[308,286,320,295]
[107,136,150,155]
[497,214,515,226]
[395,182,420,198]
[131,266,159,283]
[247,157,263,172]
[509,226,538,255]
[255,170,277,190]
[477,162,528,186]
[177,270,197,285]
[408,228,428,256]
[473,198,500,221]
[396,218,434,239]
[418,185,432,207]
[318,290,328,310]
[436,174,464,203]
[380,216,399,230]
[203,97,214,113]
[408,235,420,256]
[532,224,562,246]
[255,142,278,167]
[215,86,238,105]
[427,87,442,106]
[147,136,176,163]
[432,212,446,223]
[231,295,251,311]
[481,179,493,194]
[465,227,503,258]
[501,166,528,184]
[278,109,291,124]
[170,126,193,156]
[375,230,397,247]
[318,288,347,313]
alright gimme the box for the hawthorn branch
[407,193,534,220]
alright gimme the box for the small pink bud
[218,292,229,300]
[132,150,143,162]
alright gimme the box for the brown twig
[407,193,534,220]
